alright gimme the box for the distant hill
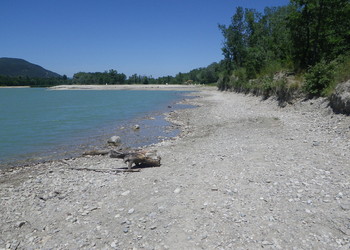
[0,58,61,78]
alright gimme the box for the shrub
[303,60,335,97]
[334,54,350,83]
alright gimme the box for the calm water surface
[0,88,190,168]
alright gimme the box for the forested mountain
[0,58,61,78]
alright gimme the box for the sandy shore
[1,89,350,249]
[49,84,209,91]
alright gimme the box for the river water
[0,88,191,168]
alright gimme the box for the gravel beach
[1,88,350,249]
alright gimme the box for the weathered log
[110,149,161,170]
[83,150,110,156]
[69,167,140,173]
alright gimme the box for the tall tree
[219,7,247,69]
[289,0,350,68]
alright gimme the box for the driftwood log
[69,167,140,173]
[82,150,110,156]
[110,149,161,170]
[83,149,161,170]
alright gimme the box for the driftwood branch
[82,150,110,156]
[82,148,161,170]
[68,167,140,173]
[110,149,161,170]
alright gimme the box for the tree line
[2,0,349,94]
[218,0,350,97]
[0,63,224,87]
[0,75,69,87]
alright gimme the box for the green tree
[289,0,350,68]
[219,7,247,69]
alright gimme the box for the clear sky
[2,0,289,78]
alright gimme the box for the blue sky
[2,0,289,78]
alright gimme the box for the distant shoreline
[0,86,30,88]
[49,84,212,91]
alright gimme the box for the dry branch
[110,149,161,170]
[68,167,140,173]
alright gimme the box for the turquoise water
[0,88,189,168]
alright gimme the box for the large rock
[107,136,121,146]
[330,80,350,115]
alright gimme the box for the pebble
[340,204,350,211]
[173,187,181,194]
[110,241,118,248]
[121,190,130,196]
[128,208,135,214]
[261,240,273,246]
[16,221,26,228]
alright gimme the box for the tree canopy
[218,0,350,95]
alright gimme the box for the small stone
[262,240,273,246]
[111,241,118,248]
[150,225,157,230]
[128,208,135,214]
[133,125,140,130]
[340,203,350,211]
[108,136,121,146]
[174,187,181,194]
[121,190,130,196]
[123,227,129,233]
[148,212,157,218]
[16,221,26,228]
[211,187,218,191]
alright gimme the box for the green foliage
[219,6,293,80]
[334,54,350,83]
[303,60,335,96]
[289,0,350,68]
[218,1,350,101]
[73,70,126,85]
[0,75,70,87]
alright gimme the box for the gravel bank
[1,89,349,249]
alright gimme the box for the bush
[303,60,335,97]
[334,54,350,83]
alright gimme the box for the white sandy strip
[49,84,210,91]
